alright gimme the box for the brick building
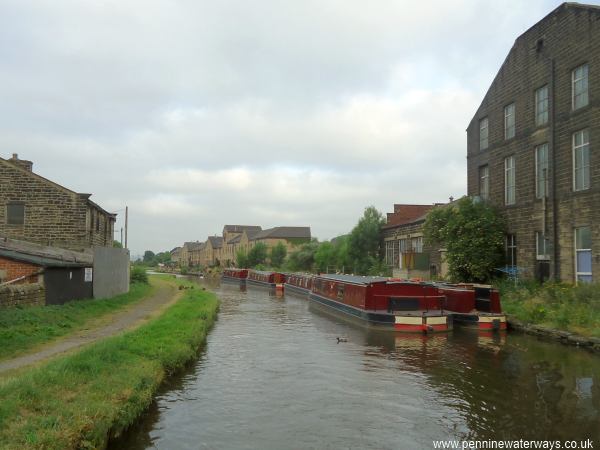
[382,204,446,280]
[467,3,600,283]
[0,154,116,250]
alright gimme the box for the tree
[314,241,337,273]
[347,206,386,275]
[247,242,268,267]
[270,242,287,268]
[286,240,319,271]
[113,241,123,248]
[143,250,156,265]
[423,196,506,282]
[236,249,249,268]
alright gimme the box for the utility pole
[120,227,123,247]
[125,206,128,250]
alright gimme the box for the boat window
[388,297,421,312]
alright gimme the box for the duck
[336,337,348,343]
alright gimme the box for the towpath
[0,278,182,375]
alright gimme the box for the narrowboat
[221,268,248,285]
[284,273,313,297]
[309,274,452,333]
[246,270,286,288]
[435,283,506,331]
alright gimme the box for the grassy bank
[0,282,154,361]
[500,281,600,338]
[0,281,219,449]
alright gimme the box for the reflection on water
[110,281,600,449]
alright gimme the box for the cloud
[0,0,570,254]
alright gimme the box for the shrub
[130,266,149,284]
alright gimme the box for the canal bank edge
[0,279,219,450]
[507,316,600,353]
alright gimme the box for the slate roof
[0,237,93,268]
[207,236,223,248]
[251,226,311,240]
[223,225,262,234]
[383,204,434,229]
[227,235,242,244]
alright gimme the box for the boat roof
[250,270,283,276]
[317,274,389,285]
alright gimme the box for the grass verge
[0,282,155,361]
[0,280,218,449]
[499,280,600,338]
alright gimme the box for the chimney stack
[7,153,33,172]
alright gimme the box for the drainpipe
[549,57,559,281]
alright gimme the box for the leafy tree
[247,242,268,267]
[113,241,123,248]
[347,206,386,275]
[236,249,249,268]
[143,250,156,265]
[314,241,337,273]
[423,196,506,282]
[286,240,319,271]
[270,242,287,268]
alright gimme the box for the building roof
[383,204,434,229]
[251,226,311,240]
[0,154,116,218]
[227,235,242,244]
[207,236,223,248]
[223,225,262,234]
[0,236,92,268]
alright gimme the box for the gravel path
[0,279,181,375]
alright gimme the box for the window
[535,85,549,126]
[536,232,549,260]
[535,143,549,198]
[479,117,489,150]
[385,241,394,267]
[479,165,489,200]
[575,227,592,283]
[6,203,25,225]
[412,237,423,253]
[573,129,590,191]
[504,103,515,139]
[504,156,515,205]
[506,234,517,268]
[572,64,589,110]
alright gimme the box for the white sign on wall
[84,267,93,282]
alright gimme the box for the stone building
[382,204,446,280]
[222,225,262,266]
[467,3,600,283]
[0,154,116,250]
[180,241,203,267]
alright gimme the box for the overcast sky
[0,0,585,256]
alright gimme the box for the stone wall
[466,4,600,282]
[93,247,130,299]
[0,157,114,250]
[0,283,45,308]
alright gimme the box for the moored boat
[309,274,451,333]
[284,273,313,296]
[435,283,506,331]
[247,270,286,288]
[221,268,248,284]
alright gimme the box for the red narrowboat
[309,274,451,333]
[284,273,314,296]
[247,270,286,288]
[222,268,248,284]
[435,283,506,331]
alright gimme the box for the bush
[130,266,149,284]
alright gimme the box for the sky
[0,0,584,256]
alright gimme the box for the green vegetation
[247,242,268,267]
[269,242,287,268]
[500,281,600,338]
[140,250,172,267]
[286,239,319,271]
[130,265,149,284]
[424,196,506,282]
[0,282,153,361]
[0,281,219,449]
[347,206,386,275]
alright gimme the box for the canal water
[110,281,600,449]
